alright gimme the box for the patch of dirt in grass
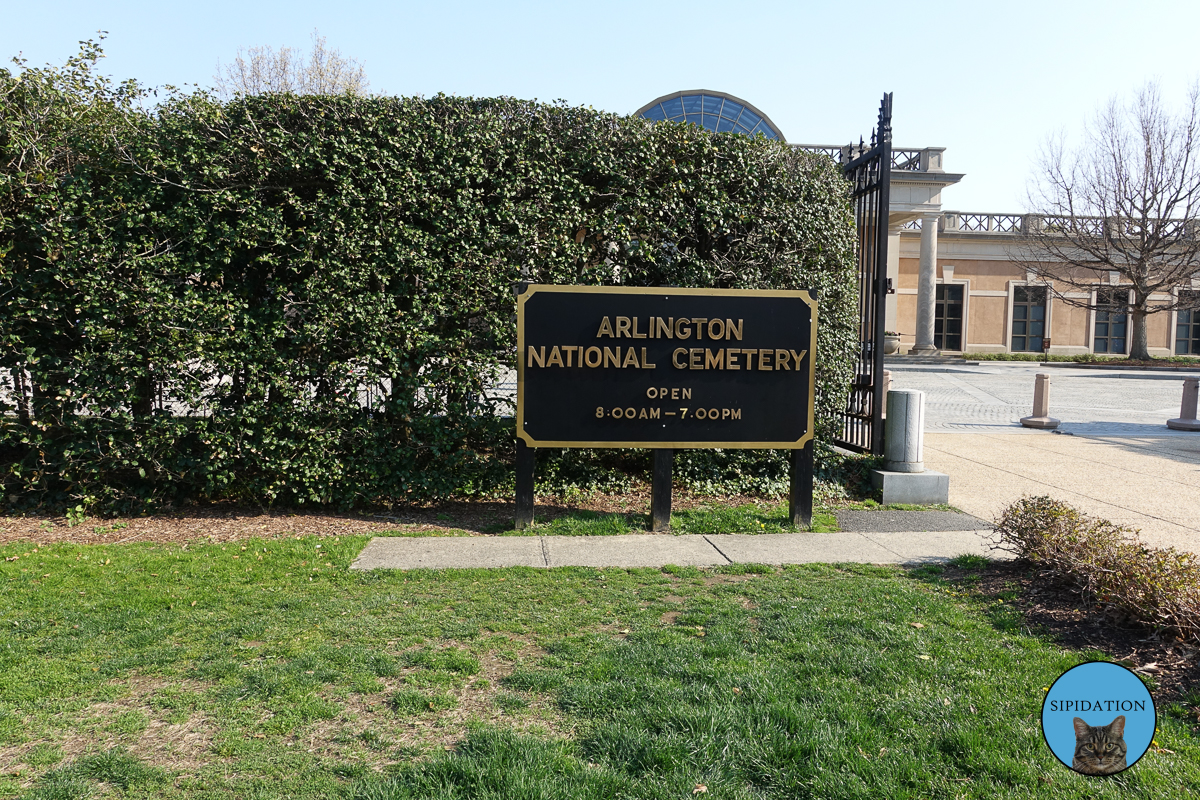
[0,676,215,783]
[300,637,572,770]
[938,559,1200,704]
[1,491,783,546]
[701,573,763,586]
[129,714,214,773]
[0,637,583,783]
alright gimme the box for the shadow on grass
[489,509,647,536]
[904,556,1030,636]
[487,504,841,536]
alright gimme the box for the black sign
[516,285,817,448]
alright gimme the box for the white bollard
[1020,373,1060,429]
[884,390,925,473]
[872,388,949,504]
[1167,377,1200,431]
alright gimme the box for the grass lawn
[1,536,1197,799]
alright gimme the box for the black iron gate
[834,94,892,455]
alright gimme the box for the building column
[909,212,940,355]
[885,226,902,336]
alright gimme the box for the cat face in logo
[1071,715,1127,775]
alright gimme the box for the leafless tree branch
[213,30,369,99]
[1012,82,1200,359]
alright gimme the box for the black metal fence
[836,94,892,454]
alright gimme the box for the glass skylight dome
[635,90,784,141]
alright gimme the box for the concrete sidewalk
[890,362,1200,554]
[923,432,1200,552]
[350,526,1002,571]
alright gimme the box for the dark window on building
[935,284,964,351]
[1176,291,1200,354]
[1011,285,1047,352]
[1093,287,1127,354]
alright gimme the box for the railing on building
[793,144,943,174]
[944,212,1024,233]
[891,148,923,171]
[925,212,1195,238]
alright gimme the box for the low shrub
[963,352,1098,362]
[992,495,1200,641]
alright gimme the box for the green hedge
[1,52,857,513]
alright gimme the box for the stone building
[638,90,1200,359]
[883,156,1183,358]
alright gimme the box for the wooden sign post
[515,284,818,530]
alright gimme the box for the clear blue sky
[6,0,1198,211]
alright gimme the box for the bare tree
[213,30,368,99]
[1013,82,1200,360]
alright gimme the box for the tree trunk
[133,374,155,418]
[1129,306,1151,361]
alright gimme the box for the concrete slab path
[350,527,1003,571]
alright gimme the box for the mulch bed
[0,491,777,546]
[934,559,1199,709]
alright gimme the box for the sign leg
[516,438,535,530]
[651,448,673,532]
[789,441,814,529]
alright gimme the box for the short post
[884,389,926,472]
[651,448,674,531]
[1167,377,1200,431]
[870,390,949,504]
[788,440,814,528]
[515,438,535,529]
[1020,373,1060,429]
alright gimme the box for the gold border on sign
[516,284,818,449]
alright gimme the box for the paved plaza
[888,361,1200,552]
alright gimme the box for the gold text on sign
[595,317,744,341]
[671,348,807,371]
[593,406,741,420]
[527,346,656,369]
